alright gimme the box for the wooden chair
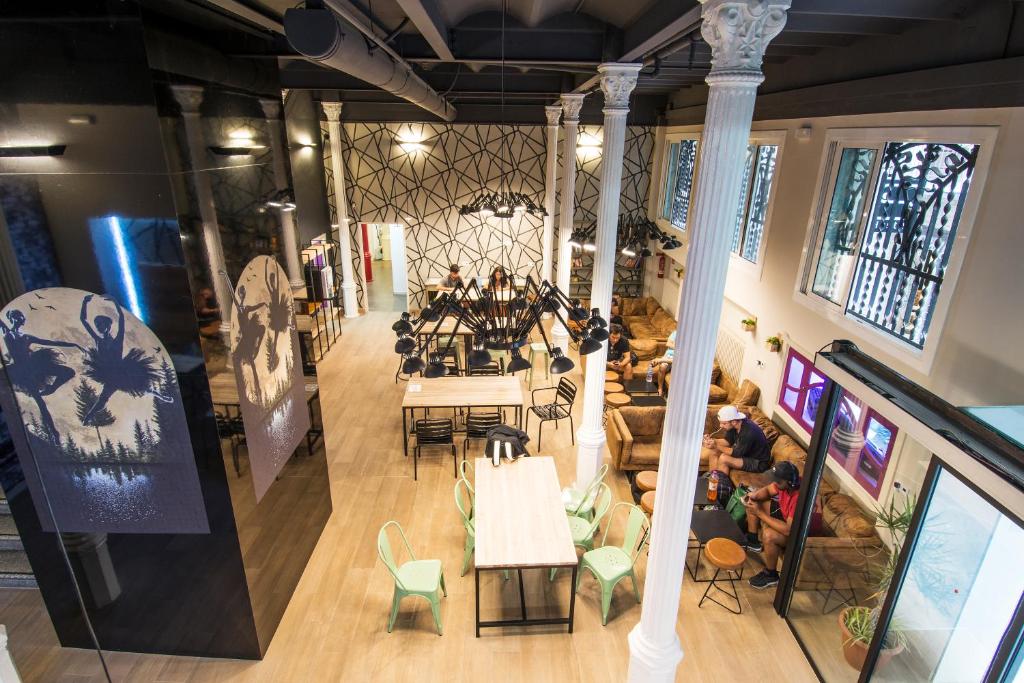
[525,377,577,450]
[413,418,456,480]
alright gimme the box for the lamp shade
[423,361,448,378]
[549,348,574,374]
[590,327,609,342]
[402,355,426,374]
[468,347,493,368]
[506,349,531,373]
[579,337,603,355]
[395,336,416,353]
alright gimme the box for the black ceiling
[135,0,1021,124]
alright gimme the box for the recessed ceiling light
[67,115,95,125]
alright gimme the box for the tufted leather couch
[605,406,666,471]
[618,296,677,344]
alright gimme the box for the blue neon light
[107,216,143,321]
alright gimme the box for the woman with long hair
[487,266,512,292]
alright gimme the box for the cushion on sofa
[743,406,780,446]
[771,435,808,475]
[620,406,665,439]
[822,494,878,539]
[734,379,761,406]
[644,298,661,317]
[710,362,722,386]
[629,442,662,465]
[651,309,676,334]
[627,321,658,339]
[630,337,659,361]
[708,385,729,404]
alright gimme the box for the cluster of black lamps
[458,191,548,219]
[568,214,682,255]
[392,276,608,377]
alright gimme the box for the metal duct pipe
[284,8,456,122]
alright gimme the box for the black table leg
[517,569,527,621]
[568,566,577,633]
[475,568,481,638]
[402,408,408,457]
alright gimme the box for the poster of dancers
[226,256,308,502]
[0,288,209,534]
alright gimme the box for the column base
[341,282,359,319]
[627,624,684,683]
[574,425,606,488]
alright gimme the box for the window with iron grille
[659,138,698,231]
[803,139,980,350]
[731,143,779,264]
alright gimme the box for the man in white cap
[701,405,771,477]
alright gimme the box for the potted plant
[741,317,757,332]
[765,335,782,352]
[838,494,916,671]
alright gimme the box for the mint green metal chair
[550,483,613,581]
[563,463,609,518]
[575,502,649,625]
[454,479,509,580]
[377,521,447,635]
[459,458,474,495]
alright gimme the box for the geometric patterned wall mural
[323,122,655,311]
[321,130,367,310]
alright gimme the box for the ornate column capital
[559,94,585,124]
[258,98,282,120]
[699,0,791,78]
[170,84,204,116]
[597,63,642,111]
[322,101,343,123]
[544,105,562,127]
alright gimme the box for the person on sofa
[742,461,801,589]
[702,405,771,477]
[606,324,635,380]
[651,329,676,395]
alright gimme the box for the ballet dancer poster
[0,288,209,534]
[226,256,308,502]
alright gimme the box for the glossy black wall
[0,0,331,659]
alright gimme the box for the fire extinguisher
[657,254,666,279]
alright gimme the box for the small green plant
[765,335,782,351]
[741,317,757,330]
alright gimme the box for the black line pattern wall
[321,129,367,310]
[324,122,654,311]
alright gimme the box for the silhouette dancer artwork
[79,295,171,427]
[0,309,83,443]
[227,256,308,502]
[0,288,208,534]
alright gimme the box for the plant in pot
[741,317,757,332]
[765,335,782,352]
[839,493,916,671]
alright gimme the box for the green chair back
[459,458,474,494]
[581,483,614,537]
[454,479,474,531]
[600,503,649,566]
[570,463,609,516]
[377,521,416,590]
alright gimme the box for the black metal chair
[463,412,503,461]
[468,361,503,376]
[215,411,246,477]
[525,377,577,450]
[413,418,456,481]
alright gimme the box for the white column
[626,2,790,681]
[550,93,585,347]
[171,84,232,339]
[541,104,561,289]
[259,98,305,290]
[322,102,360,318]
[574,64,641,487]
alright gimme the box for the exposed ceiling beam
[787,0,968,22]
[200,0,283,33]
[393,0,454,61]
[782,14,907,36]
[621,2,703,61]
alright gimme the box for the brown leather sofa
[618,297,676,343]
[605,406,666,471]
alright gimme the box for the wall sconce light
[265,188,297,212]
[395,124,426,153]
[209,145,264,156]
[67,115,96,125]
[577,132,602,155]
[794,125,812,141]
[0,144,67,157]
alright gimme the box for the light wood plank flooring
[0,312,818,682]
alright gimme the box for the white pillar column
[541,104,561,290]
[550,93,585,347]
[626,2,790,681]
[171,84,232,340]
[574,64,641,487]
[322,102,360,318]
[259,98,305,290]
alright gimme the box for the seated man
[651,329,676,395]
[439,264,462,290]
[702,405,771,477]
[609,294,624,328]
[743,461,801,589]
[606,323,635,380]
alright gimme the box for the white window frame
[654,131,702,237]
[727,129,786,280]
[793,125,999,373]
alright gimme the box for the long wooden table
[400,376,525,457]
[473,456,579,635]
[208,371,323,455]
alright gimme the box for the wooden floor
[0,312,818,682]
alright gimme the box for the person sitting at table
[702,405,771,477]
[487,266,513,292]
[439,264,462,290]
[743,461,801,589]
[606,323,636,381]
[651,329,676,395]
[193,286,221,339]
[609,294,625,329]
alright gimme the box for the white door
[389,223,407,294]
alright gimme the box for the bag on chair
[725,484,750,522]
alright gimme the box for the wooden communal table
[208,371,323,454]
[415,315,476,358]
[473,456,579,636]
[400,376,524,457]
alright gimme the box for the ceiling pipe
[284,6,456,121]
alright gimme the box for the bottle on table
[646,364,654,384]
[707,471,719,503]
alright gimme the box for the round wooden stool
[640,490,656,515]
[605,392,632,411]
[636,470,658,493]
[605,371,619,382]
[604,381,624,395]
[699,537,746,614]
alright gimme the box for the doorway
[362,222,407,313]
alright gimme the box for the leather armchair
[606,406,666,471]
